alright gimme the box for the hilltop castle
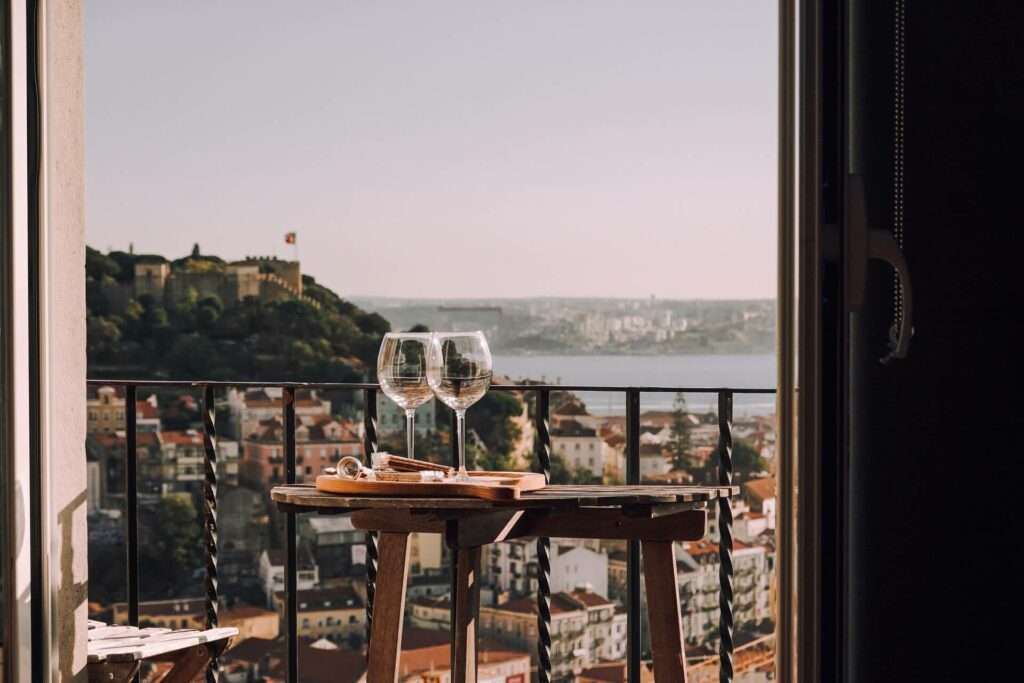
[100,256,321,312]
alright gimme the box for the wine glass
[377,332,435,460]
[427,331,492,482]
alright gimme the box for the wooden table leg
[453,547,481,683]
[642,540,688,683]
[367,531,411,683]
[155,645,212,683]
[88,661,140,683]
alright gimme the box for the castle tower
[133,259,170,302]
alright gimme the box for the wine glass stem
[406,409,416,460]
[455,409,468,480]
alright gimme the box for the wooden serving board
[315,471,546,501]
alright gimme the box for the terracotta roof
[398,639,527,678]
[554,401,589,416]
[496,595,540,615]
[136,401,159,419]
[410,595,451,610]
[160,430,204,446]
[275,586,363,611]
[685,539,751,559]
[496,591,604,616]
[552,419,597,437]
[112,597,204,618]
[136,431,161,449]
[268,642,366,683]
[604,434,626,448]
[88,432,125,448]
[401,627,450,650]
[639,444,665,456]
[642,471,692,485]
[87,385,126,400]
[264,546,316,571]
[295,399,328,408]
[252,418,359,444]
[580,661,628,682]
[398,643,450,678]
[221,603,277,622]
[565,590,614,608]
[742,477,776,501]
[409,570,450,586]
[219,636,280,663]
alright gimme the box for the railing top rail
[86,378,776,394]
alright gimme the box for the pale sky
[85,1,776,300]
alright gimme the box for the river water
[491,353,776,416]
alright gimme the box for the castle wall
[166,272,227,306]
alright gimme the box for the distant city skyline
[86,1,777,300]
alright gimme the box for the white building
[551,420,606,477]
[551,545,608,598]
[159,430,239,492]
[409,532,444,576]
[227,387,332,440]
[376,393,437,440]
[639,444,670,479]
[483,539,533,596]
[743,477,776,530]
[480,590,627,679]
[259,547,319,608]
[300,515,366,580]
[676,539,772,644]
[551,400,602,431]
[408,595,451,631]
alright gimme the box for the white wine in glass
[427,331,492,482]
[377,332,435,460]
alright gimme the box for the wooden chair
[87,620,238,683]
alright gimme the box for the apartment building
[272,586,365,645]
[480,590,626,680]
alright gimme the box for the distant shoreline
[489,348,775,357]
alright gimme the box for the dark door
[845,1,1023,681]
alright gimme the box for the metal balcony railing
[86,379,775,683]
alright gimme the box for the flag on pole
[284,232,297,244]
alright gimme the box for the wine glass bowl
[377,332,434,459]
[427,331,492,481]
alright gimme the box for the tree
[731,439,769,475]
[191,243,201,257]
[85,246,121,282]
[571,465,596,484]
[667,392,693,470]
[546,451,571,484]
[696,438,769,484]
[466,392,523,463]
[85,245,394,382]
[138,495,203,599]
[408,324,431,333]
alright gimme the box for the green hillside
[85,246,389,381]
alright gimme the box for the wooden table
[272,484,737,683]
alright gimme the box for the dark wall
[848,1,1024,680]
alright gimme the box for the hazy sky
[86,1,776,299]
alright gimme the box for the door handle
[846,174,913,363]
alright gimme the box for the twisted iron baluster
[625,389,641,683]
[362,388,379,650]
[202,385,220,683]
[718,391,734,683]
[534,389,553,682]
[283,387,297,683]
